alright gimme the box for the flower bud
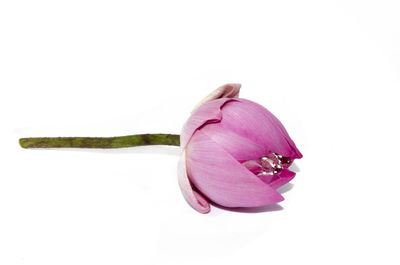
[178,84,302,213]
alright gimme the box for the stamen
[242,152,292,178]
[257,171,273,176]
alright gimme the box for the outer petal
[211,99,301,158]
[239,99,302,158]
[192,83,241,111]
[186,130,284,208]
[200,122,266,161]
[180,98,237,150]
[178,150,210,213]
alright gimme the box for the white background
[1,1,399,264]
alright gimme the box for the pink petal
[178,150,210,213]
[239,99,302,158]
[192,83,241,111]
[268,169,296,190]
[200,123,267,161]
[186,130,284,208]
[214,99,301,158]
[180,98,237,150]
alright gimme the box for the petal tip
[296,150,303,159]
[178,150,211,214]
[192,190,211,214]
[273,192,285,203]
[219,83,241,98]
[193,83,242,111]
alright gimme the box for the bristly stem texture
[19,134,180,149]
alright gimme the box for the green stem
[19,134,180,149]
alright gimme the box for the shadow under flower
[277,183,294,194]
[289,163,300,173]
[211,202,284,213]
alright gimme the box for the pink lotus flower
[178,84,302,213]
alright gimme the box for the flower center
[242,153,291,177]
